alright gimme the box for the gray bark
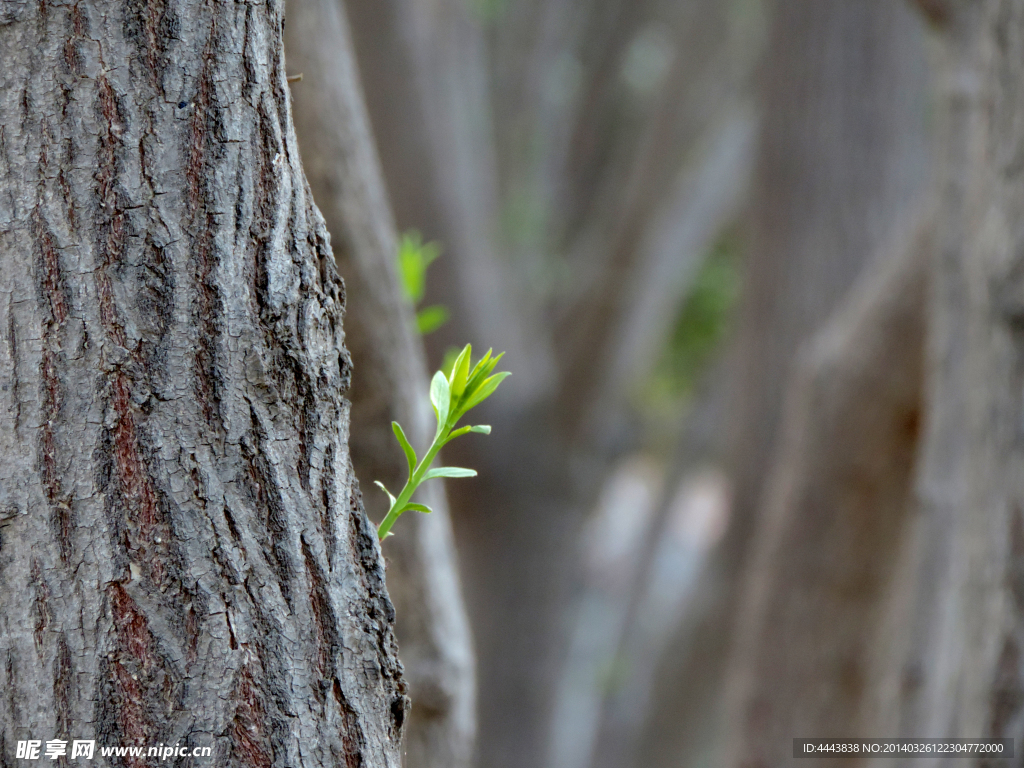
[283,2,476,766]
[0,1,405,765]
[727,0,931,554]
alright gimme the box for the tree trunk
[867,3,1024,760]
[634,3,931,766]
[727,0,930,561]
[0,1,405,764]
[723,206,931,766]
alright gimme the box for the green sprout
[376,344,509,540]
[397,231,449,335]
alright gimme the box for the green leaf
[430,370,451,429]
[392,421,417,476]
[397,232,442,305]
[446,424,491,442]
[416,305,449,335]
[403,503,434,515]
[423,466,478,481]
[397,234,426,303]
[446,425,473,441]
[374,480,397,509]
[467,349,493,383]
[440,346,462,378]
[464,351,503,400]
[449,344,472,397]
[463,371,510,412]
[377,341,506,541]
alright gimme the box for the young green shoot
[376,344,509,541]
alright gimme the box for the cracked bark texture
[0,1,405,766]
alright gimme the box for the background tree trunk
[727,0,930,572]
[284,2,476,765]
[863,3,1024,760]
[0,1,405,764]
[634,3,931,766]
[343,3,757,765]
[723,208,931,767]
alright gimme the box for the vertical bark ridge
[0,0,404,764]
[53,634,73,767]
[185,25,223,431]
[229,661,273,768]
[875,1,1024,756]
[35,117,72,565]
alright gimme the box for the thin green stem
[377,434,445,540]
[374,344,507,541]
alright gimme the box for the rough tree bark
[283,2,476,766]
[0,1,405,764]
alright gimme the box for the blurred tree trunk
[724,210,930,767]
[343,4,567,767]
[284,2,476,766]
[344,2,754,767]
[637,3,931,766]
[0,1,406,764]
[727,0,930,576]
[862,2,1024,760]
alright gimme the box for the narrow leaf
[429,370,451,429]
[465,351,503,399]
[464,371,510,412]
[450,344,472,397]
[446,425,472,441]
[374,480,397,509]
[440,346,462,378]
[423,466,478,481]
[392,421,417,476]
[481,352,504,379]
[466,348,493,385]
[403,503,434,515]
[469,425,491,434]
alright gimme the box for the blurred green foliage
[650,228,741,401]
[397,231,450,335]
